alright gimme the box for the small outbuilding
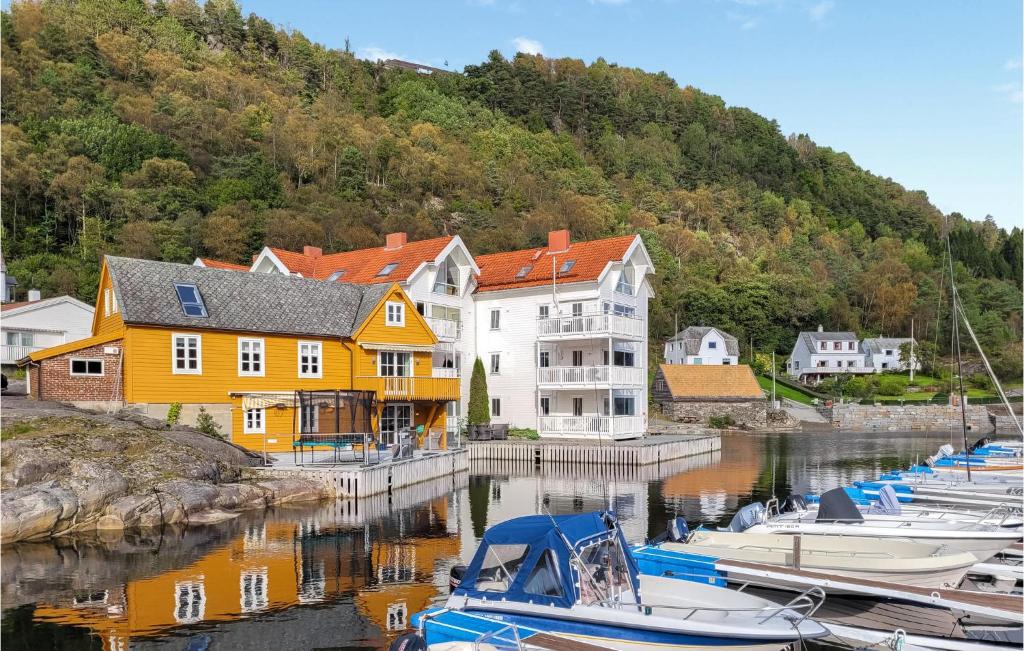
[653,363,767,427]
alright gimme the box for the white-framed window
[491,397,501,417]
[614,396,636,416]
[615,263,634,296]
[174,580,206,624]
[572,397,584,417]
[5,331,33,347]
[848,342,856,351]
[884,349,893,356]
[298,341,322,378]
[379,351,412,377]
[238,338,264,376]
[70,358,104,376]
[244,408,265,434]
[538,351,550,368]
[110,289,118,314]
[708,341,717,349]
[571,302,583,317]
[602,396,610,416]
[538,305,549,319]
[298,401,320,434]
[539,396,550,416]
[847,360,856,367]
[489,353,500,374]
[489,309,500,330]
[172,334,202,374]
[240,568,268,613]
[386,302,405,326]
[104,288,112,316]
[571,350,583,367]
[794,360,801,369]
[433,257,460,295]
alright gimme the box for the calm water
[1,430,958,650]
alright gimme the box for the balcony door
[380,404,413,446]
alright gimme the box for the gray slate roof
[105,256,392,338]
[799,330,858,354]
[667,326,740,356]
[862,337,915,354]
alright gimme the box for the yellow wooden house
[23,256,459,452]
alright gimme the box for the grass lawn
[757,375,815,405]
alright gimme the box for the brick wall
[32,340,124,402]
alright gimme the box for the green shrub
[509,428,539,440]
[967,373,992,391]
[166,402,182,426]
[708,415,736,429]
[845,376,876,399]
[195,406,223,438]
[468,357,490,426]
[877,376,909,396]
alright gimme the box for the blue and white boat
[410,512,828,651]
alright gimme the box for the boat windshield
[576,537,635,606]
[475,544,530,592]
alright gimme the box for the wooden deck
[527,633,618,651]
[467,433,720,466]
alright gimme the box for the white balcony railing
[0,344,42,364]
[801,366,874,375]
[537,314,645,340]
[537,366,644,387]
[432,367,460,379]
[425,317,460,341]
[538,415,646,438]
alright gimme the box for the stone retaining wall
[660,400,767,428]
[830,403,992,432]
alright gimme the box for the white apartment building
[861,337,920,373]
[238,233,479,436]
[473,230,654,440]
[664,326,739,365]
[1,292,95,366]
[786,326,872,384]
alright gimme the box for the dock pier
[467,433,720,466]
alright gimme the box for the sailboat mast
[946,233,972,481]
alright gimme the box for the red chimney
[385,232,407,250]
[547,230,570,253]
[303,246,323,258]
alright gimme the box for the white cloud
[1004,59,1023,71]
[808,0,834,22]
[727,11,759,30]
[512,36,544,55]
[994,82,1024,104]
[359,46,403,62]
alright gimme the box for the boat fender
[449,565,467,592]
[667,516,689,542]
[390,633,427,651]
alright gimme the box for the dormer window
[326,269,346,282]
[615,263,634,296]
[432,257,459,295]
[174,283,207,317]
[377,263,399,277]
[559,260,576,274]
[516,264,532,279]
[708,341,717,349]
[833,342,841,351]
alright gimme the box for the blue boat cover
[453,512,639,610]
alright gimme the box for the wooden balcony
[537,314,645,340]
[537,365,644,389]
[354,375,460,402]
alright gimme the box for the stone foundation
[830,403,993,432]
[659,400,767,427]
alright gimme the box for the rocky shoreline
[1,400,329,544]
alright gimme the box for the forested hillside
[1,0,1021,376]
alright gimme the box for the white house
[664,326,739,365]
[785,326,871,384]
[1,293,95,366]
[862,337,919,373]
[473,230,654,440]
[0,249,17,303]
[238,233,479,436]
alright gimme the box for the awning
[358,342,436,352]
[238,392,297,410]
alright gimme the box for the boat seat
[475,580,509,592]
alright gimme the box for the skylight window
[377,262,399,277]
[558,260,576,274]
[174,283,208,317]
[326,269,347,282]
[516,264,533,279]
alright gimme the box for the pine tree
[468,357,490,426]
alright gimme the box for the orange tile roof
[267,236,453,284]
[658,364,765,400]
[198,258,249,271]
[475,235,637,292]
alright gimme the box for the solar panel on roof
[174,283,208,317]
[376,262,398,277]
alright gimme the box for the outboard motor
[390,633,427,651]
[722,502,766,532]
[924,443,955,467]
[449,564,467,592]
[783,494,808,513]
[667,516,689,542]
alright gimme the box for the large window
[172,334,201,374]
[615,263,634,296]
[244,408,264,434]
[5,331,33,347]
[432,257,460,295]
[174,283,208,317]
[298,341,322,378]
[614,396,635,416]
[238,338,264,376]
[379,351,412,377]
[430,304,461,322]
[613,350,635,367]
[70,358,103,376]
[386,302,405,326]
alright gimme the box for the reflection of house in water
[659,434,763,525]
[28,487,462,650]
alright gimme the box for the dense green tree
[468,358,490,426]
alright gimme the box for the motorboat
[638,521,977,589]
[805,487,1024,529]
[743,488,1022,562]
[410,511,828,651]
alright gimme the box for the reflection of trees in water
[469,475,491,539]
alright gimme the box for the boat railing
[420,607,538,650]
[628,585,825,625]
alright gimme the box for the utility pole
[909,318,915,383]
[771,351,777,407]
